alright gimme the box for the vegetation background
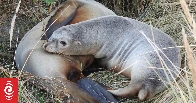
[0,0,196,102]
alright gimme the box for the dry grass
[0,0,196,102]
[9,0,21,48]
[181,0,196,90]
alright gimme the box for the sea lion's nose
[44,44,47,49]
[43,43,48,49]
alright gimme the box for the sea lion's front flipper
[41,1,78,40]
[77,78,118,103]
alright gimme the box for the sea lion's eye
[60,41,67,46]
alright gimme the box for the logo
[4,81,14,100]
[0,78,18,103]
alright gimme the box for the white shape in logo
[4,81,14,100]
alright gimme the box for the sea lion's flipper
[107,84,140,98]
[54,77,100,103]
[108,83,154,100]
[77,78,118,103]
[41,1,78,40]
[138,88,148,100]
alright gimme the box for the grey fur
[44,15,181,100]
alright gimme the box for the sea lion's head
[43,27,84,55]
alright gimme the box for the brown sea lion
[43,15,181,100]
[15,0,115,82]
[15,0,116,102]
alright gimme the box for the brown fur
[16,0,115,82]
[15,1,116,101]
[15,0,114,103]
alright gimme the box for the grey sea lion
[44,15,181,100]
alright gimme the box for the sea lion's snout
[43,40,58,53]
[43,43,48,49]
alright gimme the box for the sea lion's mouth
[48,50,70,58]
[43,42,58,53]
[46,50,63,55]
[43,44,68,56]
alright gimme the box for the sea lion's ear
[74,41,82,45]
